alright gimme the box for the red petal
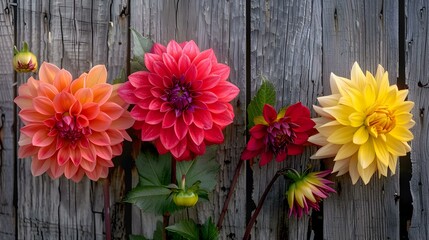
[148,73,165,88]
[249,124,267,139]
[193,109,213,130]
[145,110,164,124]
[185,65,197,82]
[246,137,263,151]
[259,151,273,166]
[196,58,212,80]
[189,124,204,145]
[263,104,278,123]
[204,125,224,143]
[160,127,179,149]
[275,152,287,162]
[141,123,161,141]
[170,139,187,159]
[287,144,304,155]
[188,139,206,156]
[241,149,257,160]
[162,110,177,128]
[182,110,194,125]
[174,117,188,140]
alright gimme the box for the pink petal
[80,158,97,171]
[162,110,177,128]
[182,110,194,125]
[163,53,180,77]
[145,110,164,124]
[19,109,48,123]
[193,109,213,130]
[196,58,212,80]
[18,145,38,158]
[200,75,221,90]
[207,103,227,113]
[148,73,165,88]
[174,117,188,140]
[57,146,71,165]
[212,81,240,102]
[182,40,200,61]
[212,111,234,127]
[141,123,162,141]
[196,91,218,104]
[170,139,187,159]
[211,64,230,81]
[204,125,224,143]
[106,129,125,145]
[81,144,96,162]
[193,49,214,65]
[188,139,206,156]
[70,148,82,166]
[94,145,113,160]
[149,98,163,110]
[166,40,183,61]
[118,82,140,104]
[178,54,191,73]
[130,105,149,121]
[189,124,204,145]
[160,127,179,149]
[144,52,162,72]
[48,163,65,179]
[111,111,135,130]
[185,65,197,82]
[152,62,171,78]
[70,169,85,182]
[151,43,167,55]
[128,71,151,88]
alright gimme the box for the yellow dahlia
[309,62,414,184]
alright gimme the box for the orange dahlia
[14,62,135,182]
[118,40,240,160]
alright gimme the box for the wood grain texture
[129,0,247,239]
[14,0,129,239]
[322,0,400,239]
[407,0,429,239]
[0,0,17,239]
[250,0,322,239]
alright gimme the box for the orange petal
[53,69,73,92]
[70,73,87,94]
[92,84,113,105]
[89,112,112,132]
[38,62,60,84]
[86,65,107,88]
[100,102,124,120]
[74,88,94,104]
[53,92,76,113]
[31,159,51,176]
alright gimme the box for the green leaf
[247,76,276,128]
[153,221,164,240]
[176,146,219,195]
[125,147,182,215]
[200,217,219,240]
[129,235,149,240]
[166,220,199,240]
[130,28,153,72]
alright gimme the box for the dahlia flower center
[54,115,90,145]
[266,120,297,154]
[163,76,194,115]
[366,106,395,136]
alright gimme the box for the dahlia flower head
[286,169,336,218]
[119,40,240,160]
[309,62,415,184]
[14,62,135,182]
[241,103,315,166]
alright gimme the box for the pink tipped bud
[13,42,38,73]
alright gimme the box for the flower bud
[13,42,38,73]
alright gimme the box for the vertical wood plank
[322,0,400,239]
[0,0,16,239]
[129,0,247,239]
[15,0,129,239]
[407,0,429,239]
[250,0,322,239]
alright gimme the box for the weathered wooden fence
[0,0,427,239]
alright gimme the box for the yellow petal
[86,65,108,87]
[308,133,328,146]
[373,137,389,166]
[349,112,365,127]
[385,134,407,156]
[388,155,398,174]
[323,106,354,126]
[318,94,340,107]
[358,140,375,169]
[351,62,366,89]
[310,143,341,159]
[393,101,414,114]
[389,126,414,142]
[334,142,359,161]
[332,159,349,175]
[353,126,369,145]
[349,154,360,184]
[357,160,377,185]
[327,126,356,144]
[376,157,388,177]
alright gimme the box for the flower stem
[103,178,111,240]
[162,156,177,240]
[217,159,244,230]
[242,168,288,240]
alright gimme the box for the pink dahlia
[241,103,315,166]
[118,40,240,160]
[14,62,135,182]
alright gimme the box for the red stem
[217,159,244,230]
[242,168,287,240]
[103,178,111,240]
